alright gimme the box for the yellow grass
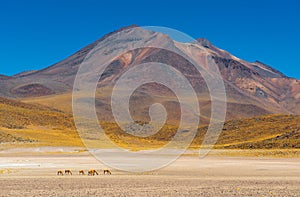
[1,126,83,147]
[1,97,300,157]
[1,114,300,152]
[22,93,73,113]
[0,169,12,174]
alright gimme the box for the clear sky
[0,0,299,78]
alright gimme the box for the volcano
[1,25,299,124]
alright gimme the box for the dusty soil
[0,152,299,196]
[1,176,299,197]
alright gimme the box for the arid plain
[0,148,299,197]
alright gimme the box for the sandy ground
[0,149,299,196]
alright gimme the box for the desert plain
[0,148,299,197]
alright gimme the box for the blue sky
[0,0,299,78]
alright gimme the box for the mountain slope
[0,26,299,122]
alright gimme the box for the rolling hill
[0,97,82,148]
[0,97,299,154]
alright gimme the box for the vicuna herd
[57,169,111,176]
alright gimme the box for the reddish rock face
[0,26,299,121]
